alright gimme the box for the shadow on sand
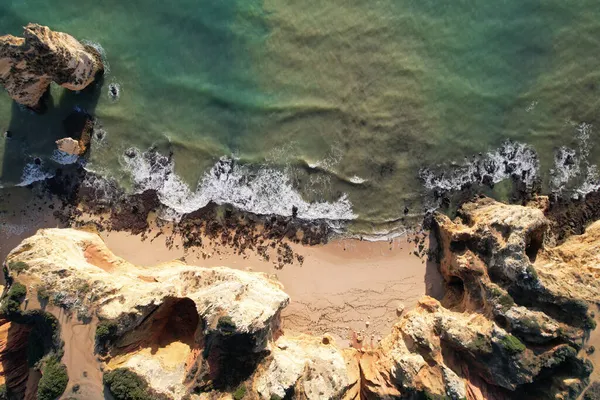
[424,230,445,300]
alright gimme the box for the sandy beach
[0,188,443,346]
[102,228,443,346]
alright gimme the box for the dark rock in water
[34,157,41,165]
[482,174,494,188]
[3,130,11,139]
[563,153,576,166]
[292,205,298,218]
[125,149,136,158]
[404,206,409,215]
[108,83,120,100]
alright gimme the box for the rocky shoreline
[0,22,599,400]
[6,159,347,270]
[0,195,598,399]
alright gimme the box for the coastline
[0,185,441,346]
[102,227,443,346]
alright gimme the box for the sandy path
[579,312,600,398]
[48,307,104,400]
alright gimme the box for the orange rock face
[3,197,598,400]
[0,318,32,397]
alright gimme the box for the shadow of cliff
[424,230,445,300]
[1,76,104,186]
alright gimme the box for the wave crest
[123,149,357,221]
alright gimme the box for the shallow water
[0,0,599,236]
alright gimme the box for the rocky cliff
[1,196,598,399]
[0,23,103,108]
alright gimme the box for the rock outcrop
[56,110,95,156]
[2,196,599,400]
[0,23,103,108]
[55,137,84,155]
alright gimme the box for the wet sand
[101,229,443,345]
[0,188,66,263]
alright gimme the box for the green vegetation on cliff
[584,382,600,400]
[8,261,29,274]
[0,282,26,315]
[103,368,171,400]
[37,356,68,400]
[499,334,526,354]
[95,320,118,343]
[233,384,247,400]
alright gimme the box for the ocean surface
[1,0,599,237]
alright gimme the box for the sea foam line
[123,149,357,221]
[16,163,54,187]
[420,141,539,193]
[550,122,600,196]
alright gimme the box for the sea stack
[0,23,104,108]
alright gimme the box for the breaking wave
[122,148,357,221]
[550,122,600,196]
[16,163,54,187]
[51,150,79,165]
[420,141,539,193]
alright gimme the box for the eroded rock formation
[56,110,95,156]
[0,318,31,397]
[0,23,103,108]
[2,196,599,399]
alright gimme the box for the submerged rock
[0,23,103,108]
[2,196,599,399]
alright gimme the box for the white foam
[577,164,600,196]
[525,101,538,112]
[550,146,579,193]
[550,122,600,196]
[348,176,367,184]
[420,141,539,192]
[123,150,356,221]
[51,150,79,165]
[82,40,110,75]
[0,222,28,237]
[16,163,54,187]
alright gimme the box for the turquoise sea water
[0,0,599,235]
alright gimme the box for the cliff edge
[0,197,598,399]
